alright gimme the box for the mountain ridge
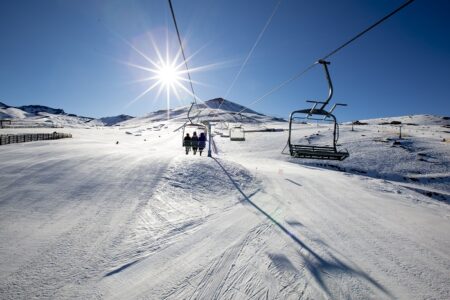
[1,98,448,127]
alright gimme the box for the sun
[122,39,193,113]
[155,61,182,88]
[122,35,230,118]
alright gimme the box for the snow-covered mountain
[19,104,66,116]
[354,114,450,126]
[121,97,284,126]
[1,101,67,117]
[0,101,133,127]
[97,114,134,126]
[0,98,282,128]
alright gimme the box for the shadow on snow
[213,157,392,299]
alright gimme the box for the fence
[1,125,62,129]
[0,123,62,129]
[0,132,72,146]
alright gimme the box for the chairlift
[213,121,229,137]
[182,123,207,146]
[181,102,208,146]
[229,113,246,141]
[216,120,229,130]
[221,129,230,138]
[230,125,245,141]
[287,60,349,161]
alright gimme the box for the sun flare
[123,40,194,112]
[123,36,230,116]
[155,62,182,87]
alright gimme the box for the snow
[18,105,65,116]
[356,114,450,126]
[120,98,282,127]
[98,115,134,126]
[0,102,134,128]
[0,107,30,119]
[0,112,449,299]
[0,98,280,129]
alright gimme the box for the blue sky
[0,0,449,121]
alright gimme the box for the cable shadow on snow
[104,259,141,277]
[285,178,302,187]
[213,158,392,299]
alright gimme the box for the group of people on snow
[183,131,207,155]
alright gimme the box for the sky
[0,0,449,121]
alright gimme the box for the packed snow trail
[0,126,449,299]
[0,128,179,298]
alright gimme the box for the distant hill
[97,115,134,126]
[0,101,133,127]
[355,115,450,127]
[18,105,66,115]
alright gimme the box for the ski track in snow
[0,123,449,299]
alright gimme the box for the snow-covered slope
[288,118,450,195]
[0,107,30,119]
[0,113,449,299]
[0,102,94,128]
[355,114,450,126]
[1,101,30,119]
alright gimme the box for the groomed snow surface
[1,119,449,299]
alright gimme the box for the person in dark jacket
[183,133,191,155]
[198,132,207,156]
[191,132,199,155]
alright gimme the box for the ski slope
[0,120,449,299]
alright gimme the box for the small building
[0,119,12,128]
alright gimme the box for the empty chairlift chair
[229,125,245,141]
[287,60,349,161]
[229,113,245,141]
[216,121,230,138]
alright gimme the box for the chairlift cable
[168,0,241,127]
[321,0,415,61]
[238,62,317,114]
[167,0,197,106]
[224,0,283,99]
[213,0,283,122]
[236,0,415,114]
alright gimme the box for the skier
[191,132,199,155]
[183,133,191,155]
[198,132,207,156]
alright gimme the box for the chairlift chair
[214,121,229,137]
[221,129,230,138]
[287,60,349,161]
[229,113,246,141]
[229,125,245,141]
[182,123,207,146]
[181,102,208,146]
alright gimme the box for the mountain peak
[0,101,10,109]
[201,98,261,115]
[99,114,134,126]
[18,105,66,115]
